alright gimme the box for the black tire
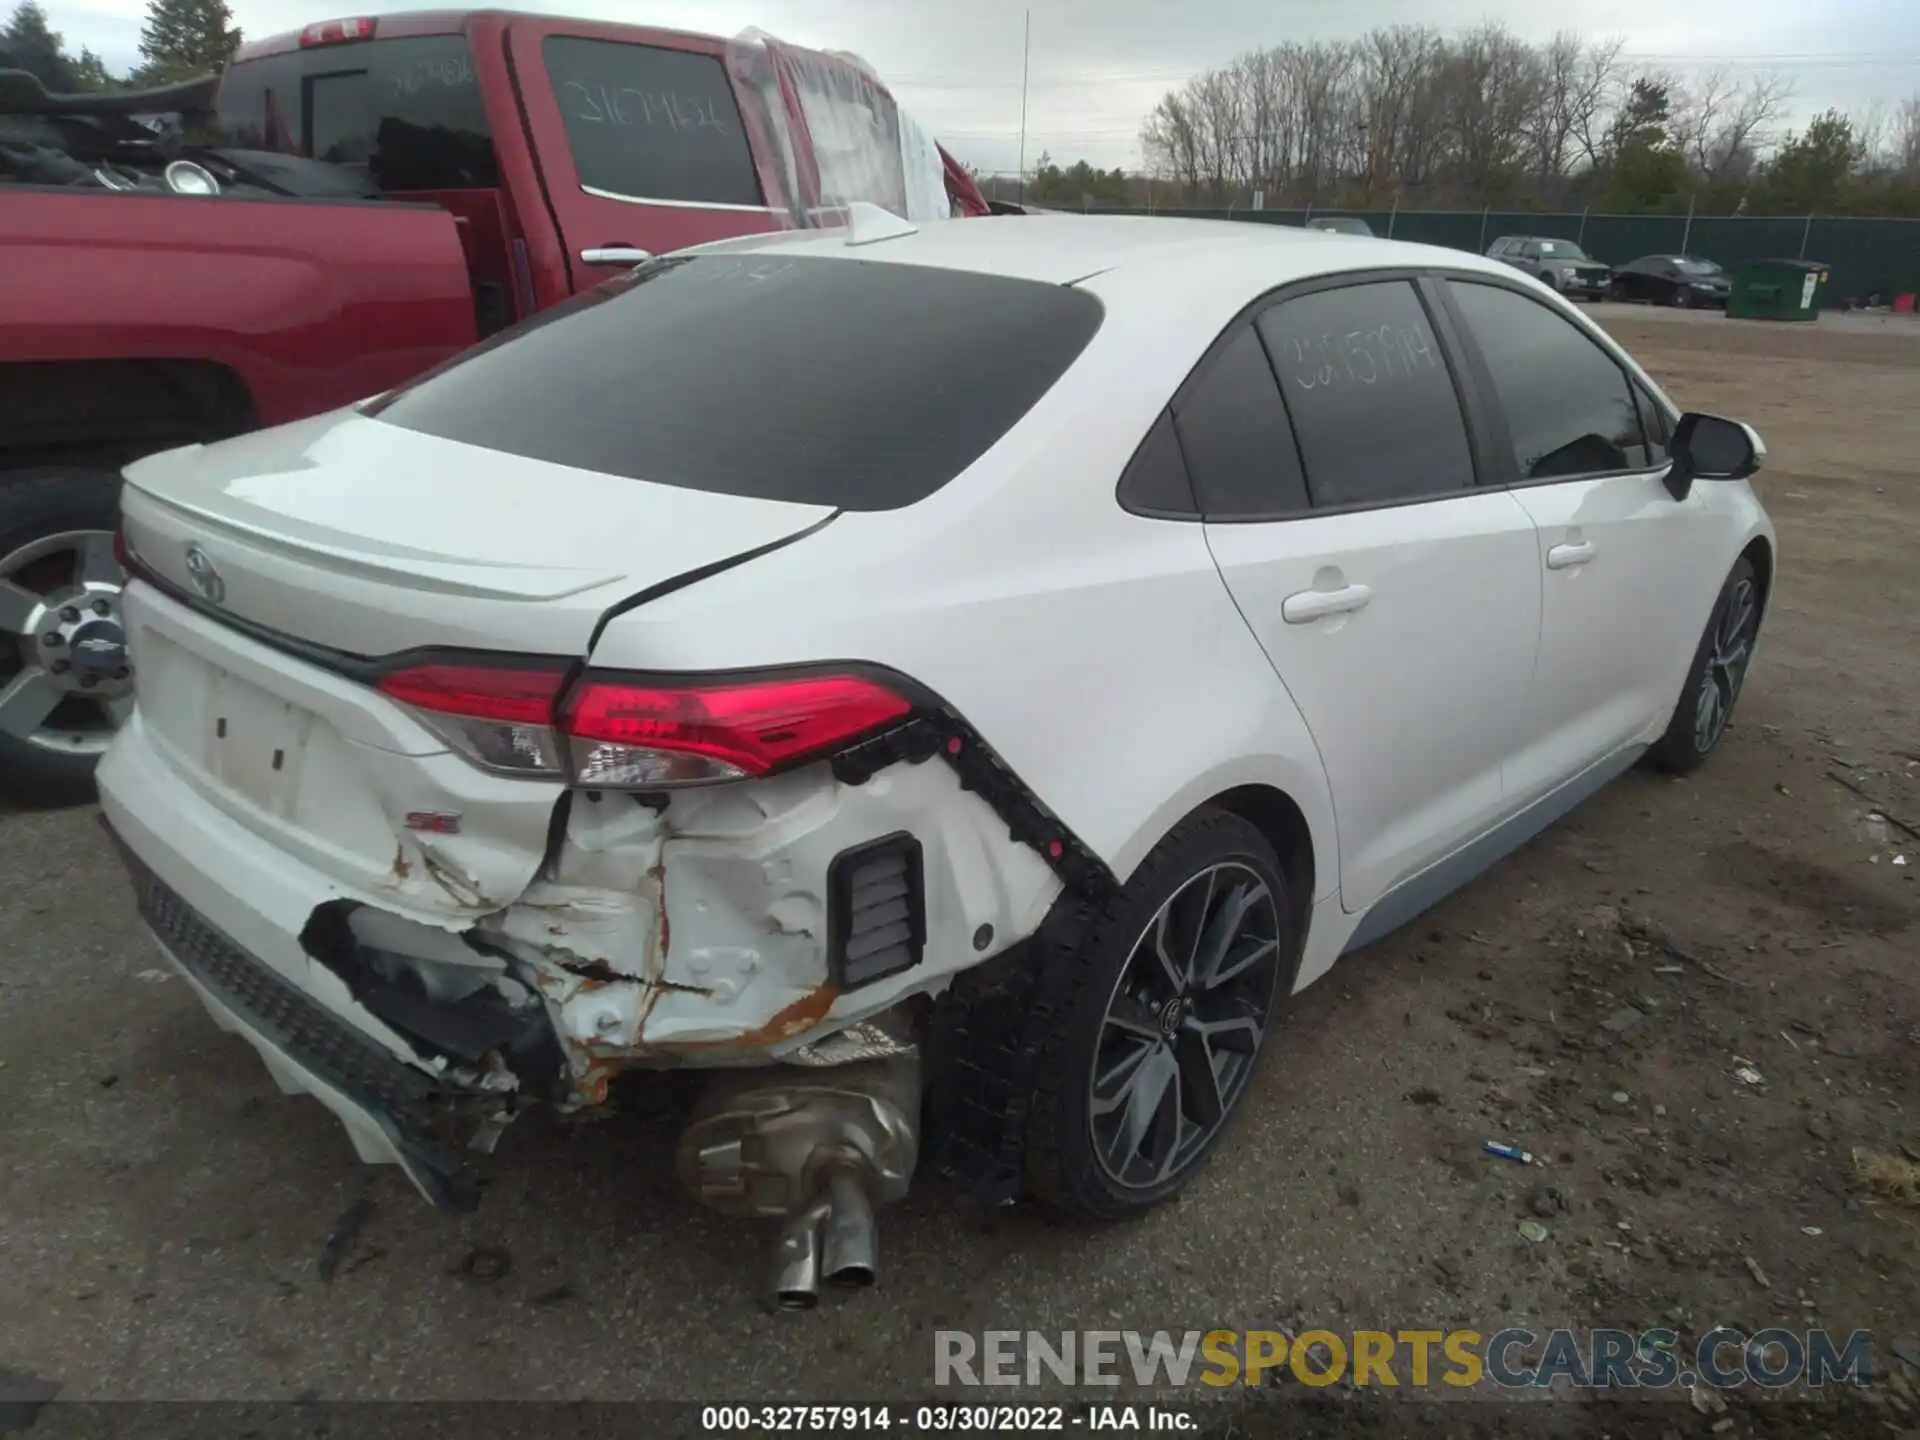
[1671,285,1694,309]
[0,467,126,808]
[1024,808,1295,1220]
[1652,557,1761,775]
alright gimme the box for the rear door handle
[1546,541,1596,570]
[580,245,652,266]
[1282,583,1373,624]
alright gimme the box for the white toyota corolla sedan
[98,213,1774,1304]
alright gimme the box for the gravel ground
[1,308,1916,1431]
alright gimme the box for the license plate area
[206,665,316,815]
[136,630,314,816]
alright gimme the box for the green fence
[1100,207,1920,308]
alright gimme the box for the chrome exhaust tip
[819,1167,878,1290]
[772,1200,827,1311]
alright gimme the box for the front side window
[371,254,1103,510]
[542,37,761,206]
[1254,280,1476,509]
[1633,383,1671,464]
[1448,281,1652,478]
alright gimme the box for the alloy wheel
[1692,575,1758,753]
[0,529,133,756]
[1088,862,1282,1190]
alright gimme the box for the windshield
[207,35,496,190]
[1674,258,1724,275]
[371,254,1106,511]
[1537,241,1590,260]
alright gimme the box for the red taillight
[375,663,914,788]
[561,673,913,788]
[377,664,567,725]
[376,663,569,776]
[112,527,132,571]
[299,16,376,46]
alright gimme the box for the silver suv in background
[1487,235,1611,300]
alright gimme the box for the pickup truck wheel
[0,468,130,807]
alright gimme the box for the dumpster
[1727,258,1830,321]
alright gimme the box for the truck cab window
[211,34,498,192]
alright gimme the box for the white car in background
[98,213,1774,1306]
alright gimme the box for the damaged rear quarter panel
[479,754,1059,1085]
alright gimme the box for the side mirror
[1665,412,1765,500]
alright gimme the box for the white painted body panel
[97,214,1778,1156]
[1505,472,1745,802]
[119,409,835,656]
[1205,491,1541,915]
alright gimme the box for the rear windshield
[209,35,497,190]
[370,254,1105,510]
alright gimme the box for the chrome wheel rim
[1692,576,1758,754]
[1089,862,1282,1190]
[0,529,132,756]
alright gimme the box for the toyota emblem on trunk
[183,543,225,604]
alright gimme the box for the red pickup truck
[0,10,993,802]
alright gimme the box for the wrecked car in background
[99,217,1775,1308]
[0,13,987,804]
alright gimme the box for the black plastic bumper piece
[105,826,496,1211]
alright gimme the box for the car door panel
[1185,277,1544,917]
[1209,495,1542,913]
[1441,278,1714,804]
[505,19,781,290]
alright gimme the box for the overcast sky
[41,0,1920,171]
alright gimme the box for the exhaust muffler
[677,1022,919,1308]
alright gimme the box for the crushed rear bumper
[110,827,500,1210]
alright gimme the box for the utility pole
[1016,9,1031,206]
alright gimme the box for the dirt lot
[1,306,1916,1432]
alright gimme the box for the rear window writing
[370,255,1104,510]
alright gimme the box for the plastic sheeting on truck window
[726,29,955,227]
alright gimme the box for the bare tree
[1353,26,1443,200]
[1139,92,1202,195]
[1897,94,1920,176]
[1675,68,1793,181]
[1435,24,1544,196]
[1529,33,1620,181]
[1132,24,1846,211]
[1852,99,1891,170]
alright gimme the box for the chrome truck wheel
[0,470,130,806]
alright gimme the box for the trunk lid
[115,411,832,922]
[120,408,836,658]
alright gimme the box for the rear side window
[1172,327,1309,518]
[1447,281,1651,478]
[212,36,497,190]
[371,254,1103,510]
[1117,413,1199,516]
[542,37,761,206]
[1255,281,1475,509]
